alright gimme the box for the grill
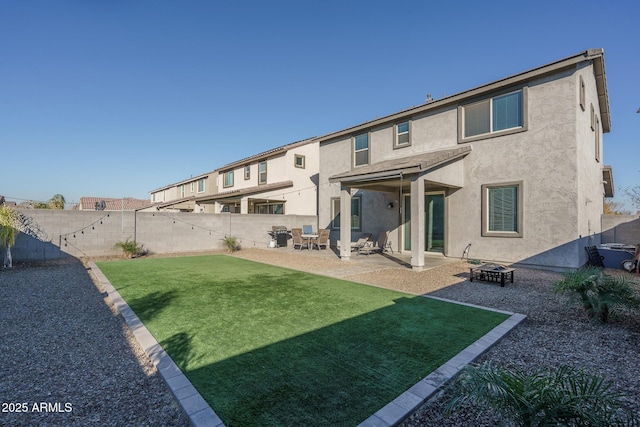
[270,226,289,247]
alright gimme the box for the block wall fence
[11,210,318,261]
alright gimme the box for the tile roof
[79,197,151,211]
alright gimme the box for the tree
[625,185,640,210]
[48,194,66,209]
[0,205,19,268]
[603,199,630,215]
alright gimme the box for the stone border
[88,261,525,427]
[88,262,224,427]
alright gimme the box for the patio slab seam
[87,262,225,427]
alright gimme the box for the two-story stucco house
[319,49,612,270]
[188,137,319,215]
[149,171,219,213]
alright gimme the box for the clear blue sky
[1,1,638,208]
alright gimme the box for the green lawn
[96,255,508,426]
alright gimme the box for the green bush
[554,267,640,322]
[113,238,142,258]
[447,363,638,426]
[222,236,239,253]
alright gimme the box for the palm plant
[447,363,638,426]
[554,267,640,322]
[0,205,19,268]
[222,236,239,253]
[113,238,141,258]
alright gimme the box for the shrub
[113,238,142,258]
[447,363,638,426]
[554,267,640,322]
[222,236,239,253]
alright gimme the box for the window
[197,178,205,193]
[223,171,234,188]
[258,161,267,184]
[594,116,600,162]
[294,154,305,168]
[460,89,526,141]
[254,203,284,214]
[590,104,595,131]
[482,182,523,237]
[579,75,586,111]
[331,196,361,230]
[190,182,194,193]
[353,133,369,166]
[395,121,410,148]
[244,166,250,180]
[180,185,185,198]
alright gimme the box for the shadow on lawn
[161,332,202,371]
[127,290,177,323]
[174,296,508,427]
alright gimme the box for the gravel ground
[1,249,639,426]
[0,258,189,427]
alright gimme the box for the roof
[150,172,213,193]
[319,49,610,144]
[329,146,472,183]
[217,137,317,172]
[195,180,294,203]
[79,197,151,211]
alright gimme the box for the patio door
[425,193,444,253]
[402,193,445,253]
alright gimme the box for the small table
[301,234,318,250]
[470,264,514,287]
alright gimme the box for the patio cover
[328,146,472,189]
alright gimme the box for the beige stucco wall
[319,60,606,269]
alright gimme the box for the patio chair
[291,228,307,250]
[311,229,329,250]
[585,246,604,268]
[351,233,372,253]
[376,230,393,254]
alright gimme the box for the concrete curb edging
[89,261,525,427]
[358,304,527,427]
[88,262,225,427]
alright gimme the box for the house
[78,197,150,211]
[318,49,612,270]
[193,137,319,215]
[149,171,219,213]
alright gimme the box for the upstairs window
[395,121,410,148]
[258,161,267,184]
[197,178,205,193]
[180,185,185,198]
[294,154,305,168]
[353,133,369,167]
[461,89,525,141]
[223,171,234,188]
[244,166,250,180]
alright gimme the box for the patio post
[339,184,352,261]
[410,176,425,270]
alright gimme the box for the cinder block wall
[601,214,640,245]
[11,210,318,261]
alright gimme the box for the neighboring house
[149,171,219,213]
[318,49,612,270]
[78,197,150,211]
[194,137,319,215]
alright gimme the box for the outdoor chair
[376,230,393,254]
[351,234,372,253]
[311,229,329,250]
[585,246,604,268]
[291,228,307,250]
